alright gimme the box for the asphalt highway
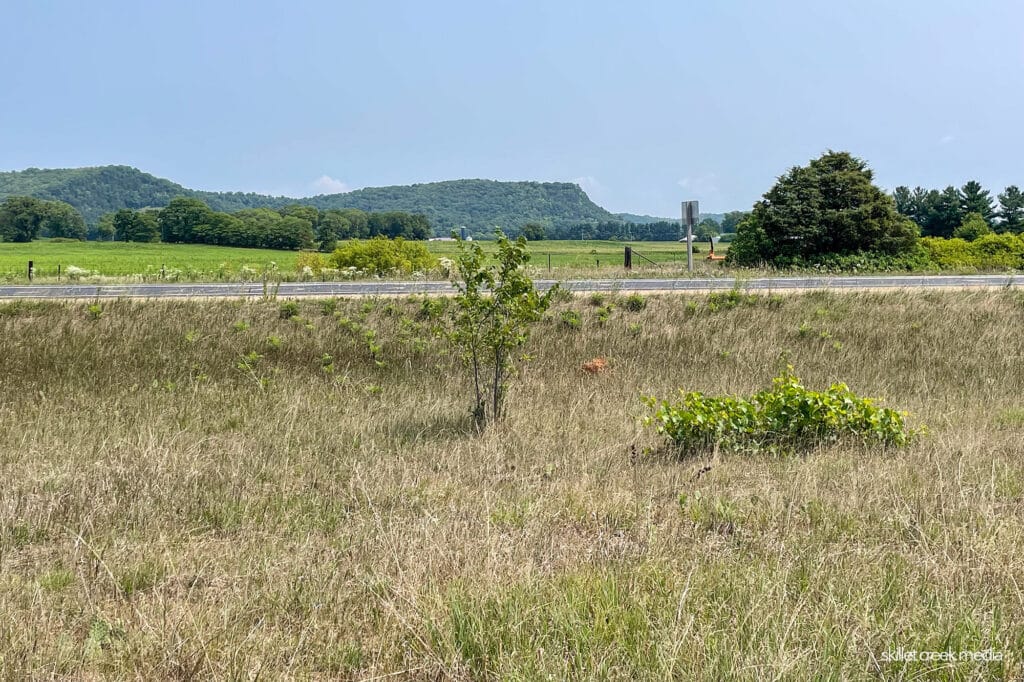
[0,274,1018,299]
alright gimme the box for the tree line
[529,212,746,243]
[728,151,1024,268]
[893,182,1023,237]
[0,195,432,250]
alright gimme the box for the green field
[0,239,722,283]
[0,241,300,282]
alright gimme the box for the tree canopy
[0,196,87,242]
[728,152,918,266]
[894,181,1024,236]
[94,200,430,251]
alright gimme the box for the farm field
[0,289,1021,679]
[0,239,721,283]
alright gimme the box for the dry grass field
[1,289,1022,679]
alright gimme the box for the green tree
[893,186,914,217]
[280,204,319,223]
[39,201,87,239]
[959,181,995,224]
[695,218,719,241]
[719,211,748,234]
[316,211,349,251]
[449,232,555,427]
[928,187,964,238]
[997,186,1024,234]
[727,151,918,266]
[520,222,546,241]
[158,197,213,243]
[113,209,159,242]
[893,186,962,238]
[953,212,991,241]
[94,212,116,241]
[0,196,48,242]
[192,212,244,246]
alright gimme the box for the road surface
[0,275,1018,300]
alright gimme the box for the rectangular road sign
[682,200,699,228]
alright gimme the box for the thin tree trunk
[492,347,503,422]
[471,344,484,427]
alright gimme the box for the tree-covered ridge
[309,179,616,233]
[0,166,616,233]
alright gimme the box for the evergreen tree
[728,151,918,266]
[997,186,1024,234]
[959,181,995,224]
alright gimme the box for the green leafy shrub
[952,212,991,242]
[796,247,935,273]
[643,367,917,453]
[560,310,581,329]
[329,237,437,276]
[921,234,1024,270]
[623,293,647,312]
[279,301,300,319]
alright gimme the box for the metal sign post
[682,201,699,272]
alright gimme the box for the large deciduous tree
[158,197,214,243]
[0,196,87,242]
[520,222,547,241]
[39,201,87,240]
[727,151,918,266]
[113,209,160,242]
[719,211,749,234]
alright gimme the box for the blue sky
[1,0,1022,215]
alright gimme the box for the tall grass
[0,290,1021,679]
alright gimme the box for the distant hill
[616,212,725,225]
[0,166,294,224]
[0,166,617,233]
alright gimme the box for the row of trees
[99,198,432,251]
[533,210,751,243]
[0,196,87,242]
[537,220,685,241]
[893,182,1023,237]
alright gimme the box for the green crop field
[0,241,297,281]
[0,289,1021,678]
[0,239,723,283]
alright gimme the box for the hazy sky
[2,0,1022,215]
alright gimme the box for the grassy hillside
[0,291,1020,678]
[0,166,616,232]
